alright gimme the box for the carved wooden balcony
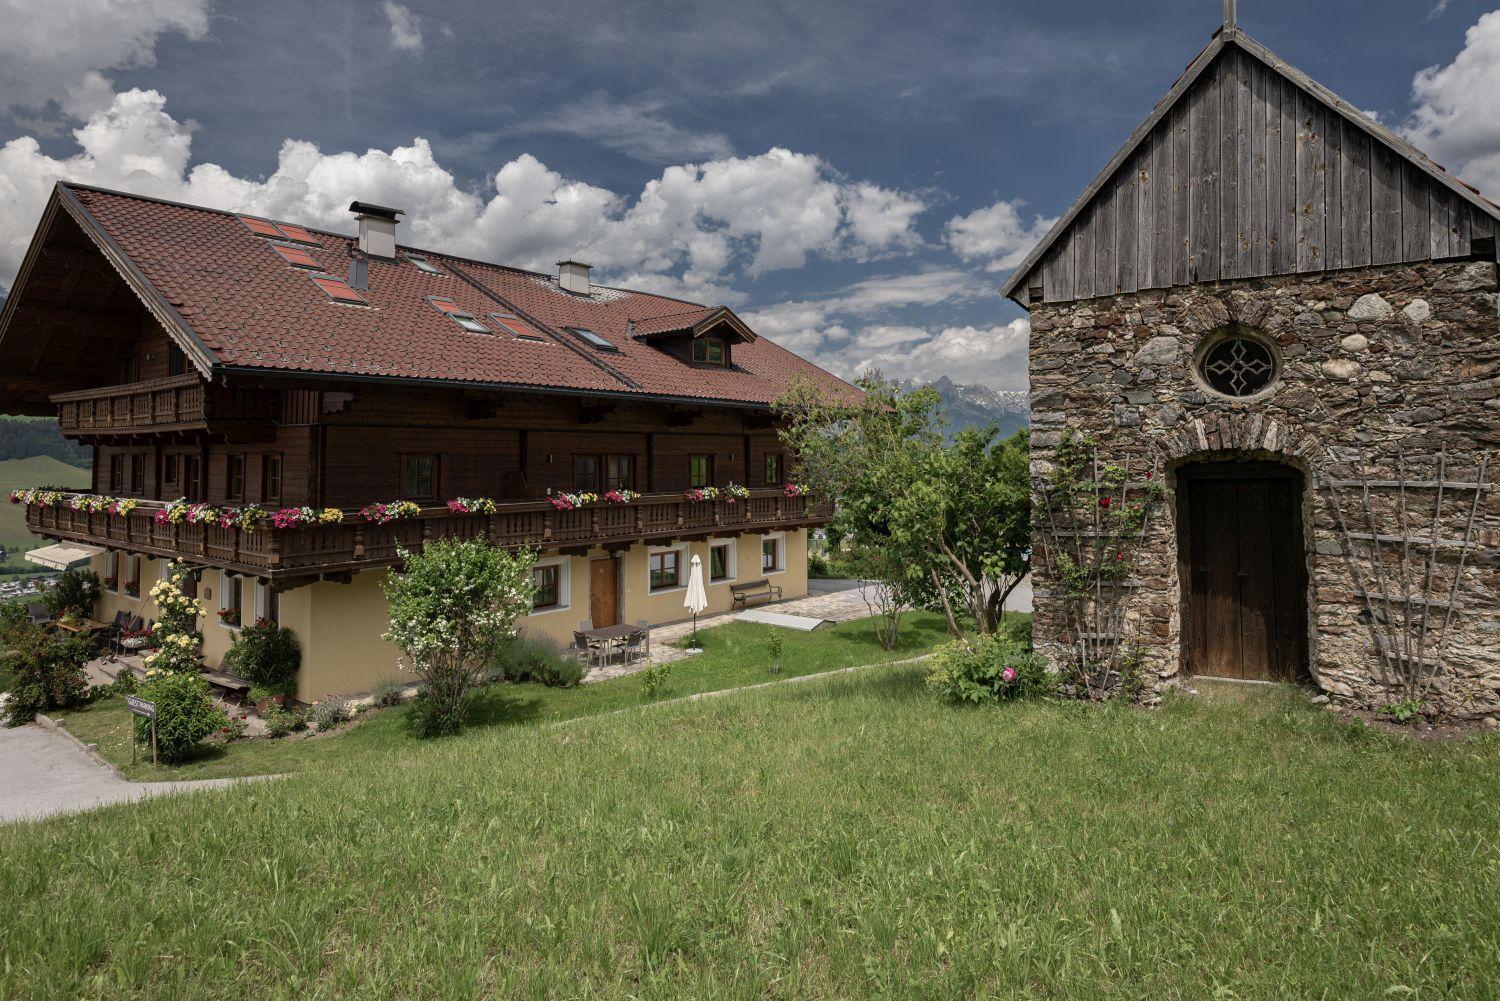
[53,375,275,439]
[24,488,832,583]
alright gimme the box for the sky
[1,0,1498,392]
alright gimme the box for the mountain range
[895,376,1029,439]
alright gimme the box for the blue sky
[2,0,1497,390]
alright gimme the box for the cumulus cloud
[0,0,209,119]
[524,95,734,163]
[943,197,1055,272]
[0,88,929,296]
[1405,10,1500,194]
[847,320,1031,391]
[383,2,423,52]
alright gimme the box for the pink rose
[1002,667,1017,682]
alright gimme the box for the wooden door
[590,558,619,628]
[1179,463,1307,681]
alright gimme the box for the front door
[1178,462,1308,681]
[590,558,619,628]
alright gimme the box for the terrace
[53,375,277,439]
[21,488,830,583]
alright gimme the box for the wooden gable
[1002,28,1500,307]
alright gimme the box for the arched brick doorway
[1176,460,1310,681]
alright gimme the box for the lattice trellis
[1319,446,1491,701]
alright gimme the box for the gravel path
[0,723,267,825]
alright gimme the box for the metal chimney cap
[556,259,592,268]
[348,201,404,220]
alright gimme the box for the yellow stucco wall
[87,528,809,700]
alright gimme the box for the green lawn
[55,611,963,781]
[0,454,90,555]
[3,670,1498,998]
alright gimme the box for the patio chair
[573,621,607,671]
[107,610,129,656]
[622,620,650,665]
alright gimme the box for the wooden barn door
[1179,463,1308,681]
[590,558,620,628]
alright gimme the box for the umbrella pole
[691,611,699,648]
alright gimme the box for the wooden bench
[730,579,783,610]
[199,669,253,703]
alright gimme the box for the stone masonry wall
[1028,259,1500,715]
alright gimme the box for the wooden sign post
[126,695,157,766]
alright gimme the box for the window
[402,454,437,500]
[162,455,180,486]
[168,343,186,376]
[573,455,600,492]
[649,550,681,591]
[254,581,279,625]
[761,533,785,574]
[227,454,247,501]
[130,454,145,496]
[109,455,124,494]
[262,454,282,503]
[183,455,203,501]
[404,253,443,275]
[1197,329,1280,399]
[124,555,141,598]
[564,326,617,351]
[427,296,489,333]
[689,454,714,489]
[272,244,320,269]
[239,215,286,238]
[764,453,783,486]
[220,572,242,628]
[692,338,726,365]
[103,551,119,592]
[709,542,734,582]
[275,223,318,245]
[490,313,546,341]
[606,455,635,491]
[118,348,138,384]
[533,564,561,610]
[310,274,368,304]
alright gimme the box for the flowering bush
[270,506,343,528]
[69,494,110,513]
[925,633,1051,705]
[143,563,204,676]
[10,488,63,507]
[723,482,750,503]
[108,497,138,517]
[383,540,538,737]
[548,491,598,511]
[219,505,267,531]
[154,498,223,526]
[134,671,226,762]
[361,500,422,524]
[446,497,497,515]
[783,482,810,497]
[684,486,719,501]
[602,489,640,504]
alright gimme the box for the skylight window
[564,326,617,351]
[272,244,320,269]
[426,296,488,333]
[310,274,368,304]
[405,253,443,275]
[491,314,547,342]
[275,224,318,244]
[239,216,286,238]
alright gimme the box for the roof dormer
[629,306,756,368]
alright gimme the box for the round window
[1198,334,1278,398]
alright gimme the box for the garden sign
[126,695,157,766]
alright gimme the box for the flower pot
[254,694,287,717]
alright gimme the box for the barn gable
[1001,26,1500,307]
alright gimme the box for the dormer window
[692,338,726,366]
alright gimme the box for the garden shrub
[309,697,348,732]
[134,672,227,761]
[370,678,408,707]
[262,702,303,738]
[2,625,93,725]
[41,569,101,619]
[143,565,205,676]
[221,620,301,688]
[925,633,1052,705]
[493,633,583,687]
[640,660,671,699]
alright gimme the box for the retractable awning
[24,542,103,570]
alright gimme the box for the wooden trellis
[1319,446,1491,700]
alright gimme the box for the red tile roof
[63,184,860,408]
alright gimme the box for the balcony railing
[23,489,831,580]
[53,375,275,435]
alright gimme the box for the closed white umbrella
[684,553,709,649]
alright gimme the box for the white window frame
[647,544,689,594]
[760,532,787,576]
[253,580,278,625]
[526,556,572,617]
[102,551,119,593]
[124,555,142,598]
[707,540,736,584]
[219,570,243,630]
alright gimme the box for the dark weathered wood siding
[1021,45,1497,305]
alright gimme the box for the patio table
[50,618,112,636]
[581,624,643,666]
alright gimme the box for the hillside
[0,414,91,466]
[896,376,1029,439]
[0,454,91,564]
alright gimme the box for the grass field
[0,454,90,558]
[55,611,964,781]
[4,663,1499,997]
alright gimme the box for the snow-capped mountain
[896,376,1029,439]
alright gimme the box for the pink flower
[1099,496,1112,509]
[1002,667,1017,682]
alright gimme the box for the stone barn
[1001,16,1500,715]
